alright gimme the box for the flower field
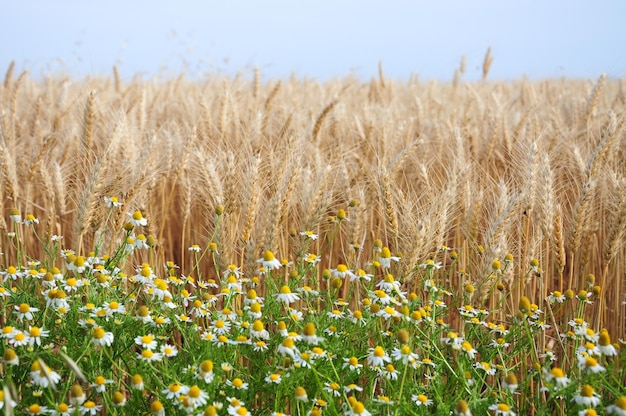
[0,66,625,414]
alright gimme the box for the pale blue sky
[2,1,625,81]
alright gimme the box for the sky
[2,1,626,82]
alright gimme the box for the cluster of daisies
[0,204,624,416]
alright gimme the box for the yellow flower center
[373,346,385,357]
[201,360,213,372]
[232,378,244,388]
[28,404,42,414]
[19,303,30,313]
[189,386,201,398]
[581,384,594,397]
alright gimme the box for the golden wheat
[1,69,625,336]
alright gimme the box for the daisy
[8,208,21,223]
[258,250,282,270]
[379,247,400,268]
[25,404,48,415]
[69,384,86,405]
[461,341,477,359]
[503,373,519,393]
[370,290,398,306]
[135,334,158,350]
[378,306,401,320]
[598,330,618,356]
[304,253,321,265]
[104,196,122,208]
[1,325,16,339]
[301,322,325,345]
[323,382,342,397]
[419,259,442,270]
[49,402,74,416]
[573,385,601,407]
[544,367,570,387]
[297,286,320,297]
[441,331,465,349]
[14,303,39,321]
[578,355,606,373]
[327,309,345,319]
[131,374,144,391]
[102,300,126,316]
[376,274,401,292]
[381,363,399,380]
[265,372,283,384]
[345,401,371,416]
[474,361,496,375]
[161,343,179,357]
[0,286,11,299]
[226,378,249,390]
[2,265,23,282]
[547,291,566,303]
[367,346,391,367]
[606,397,626,415]
[150,401,165,416]
[28,326,49,347]
[162,383,190,400]
[184,385,209,410]
[300,230,318,240]
[340,356,361,373]
[348,309,367,325]
[211,335,230,347]
[412,394,433,407]
[391,345,419,365]
[138,349,163,362]
[194,360,214,383]
[352,269,372,282]
[90,376,113,393]
[8,330,30,347]
[250,320,270,340]
[277,337,299,358]
[112,392,127,407]
[30,360,62,388]
[372,396,394,406]
[134,234,150,249]
[128,210,148,227]
[275,285,300,304]
[454,400,472,416]
[331,264,356,280]
[253,340,269,352]
[488,402,516,416]
[3,348,19,366]
[343,384,363,394]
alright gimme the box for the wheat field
[0,63,625,414]
[2,66,625,335]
